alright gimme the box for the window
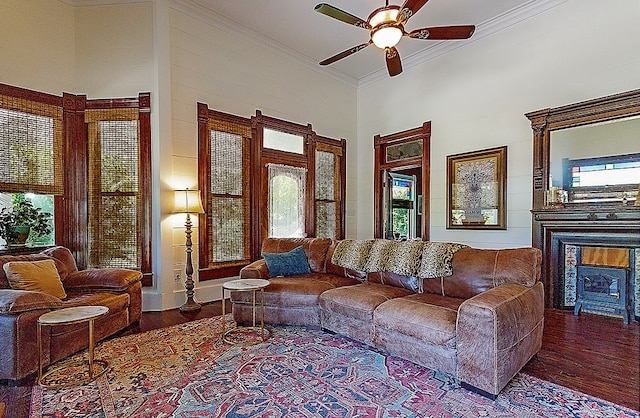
[268,164,306,238]
[315,137,346,240]
[198,105,347,276]
[197,105,252,280]
[86,108,143,269]
[0,84,152,285]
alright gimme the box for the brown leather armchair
[0,246,142,381]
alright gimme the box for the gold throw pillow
[3,259,67,299]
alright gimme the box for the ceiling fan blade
[319,42,372,66]
[314,3,371,30]
[385,47,403,77]
[408,25,476,40]
[398,0,430,24]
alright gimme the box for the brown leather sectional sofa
[0,246,142,381]
[235,237,544,398]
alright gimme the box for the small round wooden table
[221,279,271,345]
[37,305,110,388]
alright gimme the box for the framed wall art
[446,146,507,230]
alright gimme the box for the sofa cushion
[261,238,332,273]
[329,240,374,271]
[0,254,68,288]
[363,240,423,276]
[0,289,63,313]
[367,271,421,292]
[374,293,464,349]
[231,274,360,308]
[4,259,67,299]
[319,282,413,322]
[444,248,542,299]
[263,246,311,277]
[40,246,79,277]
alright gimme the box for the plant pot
[8,226,30,246]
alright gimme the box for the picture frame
[446,146,507,230]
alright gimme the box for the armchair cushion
[0,289,62,314]
[63,268,143,292]
[4,259,67,299]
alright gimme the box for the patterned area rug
[30,316,639,417]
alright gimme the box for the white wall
[356,0,640,248]
[163,5,357,309]
[0,0,75,94]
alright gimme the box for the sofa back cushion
[261,237,332,273]
[41,246,78,277]
[442,247,542,299]
[0,253,68,289]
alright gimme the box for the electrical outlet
[174,269,182,281]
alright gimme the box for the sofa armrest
[63,268,143,292]
[456,282,544,396]
[0,289,62,314]
[239,259,270,279]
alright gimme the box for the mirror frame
[526,89,640,211]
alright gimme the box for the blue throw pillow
[262,246,311,277]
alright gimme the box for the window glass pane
[0,103,63,194]
[211,198,245,262]
[264,128,304,154]
[316,201,336,239]
[268,164,306,238]
[315,151,335,200]
[100,121,139,192]
[0,192,54,247]
[90,195,137,268]
[211,130,243,196]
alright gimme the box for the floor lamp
[174,189,205,312]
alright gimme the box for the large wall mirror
[527,89,640,211]
[374,122,431,240]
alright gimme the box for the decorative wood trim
[373,122,431,240]
[138,92,152,286]
[526,89,640,307]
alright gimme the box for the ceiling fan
[315,0,475,77]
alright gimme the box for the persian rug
[30,316,639,418]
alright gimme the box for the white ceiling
[181,0,568,85]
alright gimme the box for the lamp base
[179,298,202,312]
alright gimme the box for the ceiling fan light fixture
[368,6,400,28]
[371,25,403,49]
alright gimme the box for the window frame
[0,83,152,285]
[198,105,347,277]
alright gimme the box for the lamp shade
[173,189,205,214]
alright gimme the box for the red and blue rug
[30,316,639,417]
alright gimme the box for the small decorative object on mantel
[446,146,507,230]
[0,198,52,247]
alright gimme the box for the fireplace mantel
[531,206,640,314]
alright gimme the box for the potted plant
[0,198,53,247]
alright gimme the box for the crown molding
[169,0,359,87]
[57,0,569,88]
[358,0,570,88]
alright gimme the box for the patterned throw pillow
[4,259,67,299]
[262,246,311,277]
[417,242,469,278]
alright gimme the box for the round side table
[37,305,110,388]
[221,278,271,345]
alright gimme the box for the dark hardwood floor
[1,305,638,417]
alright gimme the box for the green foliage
[0,196,53,245]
